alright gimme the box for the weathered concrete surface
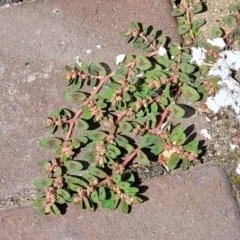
[1,163,240,240]
[0,0,181,198]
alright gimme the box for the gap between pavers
[1,163,240,240]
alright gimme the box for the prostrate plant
[33,0,240,215]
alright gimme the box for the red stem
[122,148,139,168]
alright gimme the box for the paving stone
[0,0,180,198]
[1,163,240,240]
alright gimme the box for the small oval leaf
[222,15,238,26]
[98,186,106,201]
[88,166,107,178]
[40,137,62,149]
[64,90,86,103]
[168,103,185,118]
[75,119,89,130]
[211,27,223,38]
[168,153,180,170]
[118,121,133,133]
[87,130,106,141]
[140,133,157,148]
[177,25,191,35]
[170,8,186,17]
[137,150,149,164]
[34,177,53,189]
[135,55,152,71]
[182,86,200,102]
[189,2,203,14]
[65,161,83,172]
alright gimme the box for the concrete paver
[0,0,180,198]
[1,163,240,240]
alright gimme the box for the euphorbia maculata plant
[33,0,240,215]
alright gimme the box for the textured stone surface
[0,0,180,198]
[1,163,240,240]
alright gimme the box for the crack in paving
[0,188,40,209]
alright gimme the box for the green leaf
[82,106,93,120]
[110,193,119,210]
[150,140,164,155]
[82,173,98,183]
[32,197,45,207]
[56,195,65,204]
[40,137,62,149]
[135,55,152,71]
[84,197,94,211]
[169,47,181,57]
[65,161,83,172]
[98,186,106,201]
[80,62,89,73]
[131,21,140,30]
[133,37,144,49]
[107,144,121,156]
[101,199,110,208]
[90,190,99,203]
[140,133,157,148]
[137,150,149,164]
[157,35,167,46]
[168,103,185,118]
[33,178,53,189]
[124,187,139,194]
[177,25,191,35]
[211,27,223,38]
[222,15,238,26]
[168,153,180,170]
[121,171,135,183]
[118,121,133,133]
[38,207,46,216]
[65,176,88,188]
[83,150,97,163]
[181,157,190,171]
[52,204,61,215]
[106,149,117,159]
[228,3,240,12]
[112,174,121,184]
[179,72,191,83]
[192,19,206,30]
[165,60,177,69]
[170,8,186,17]
[37,159,51,167]
[75,119,89,130]
[87,130,106,141]
[89,61,106,76]
[65,65,72,72]
[53,109,61,119]
[168,125,186,145]
[182,86,200,102]
[115,135,129,146]
[67,183,80,192]
[121,143,134,154]
[180,63,195,74]
[121,199,129,214]
[56,189,71,200]
[88,166,107,178]
[64,90,86,103]
[233,26,240,40]
[132,196,144,204]
[189,2,203,14]
[118,181,131,190]
[183,140,199,153]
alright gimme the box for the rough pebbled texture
[1,164,240,240]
